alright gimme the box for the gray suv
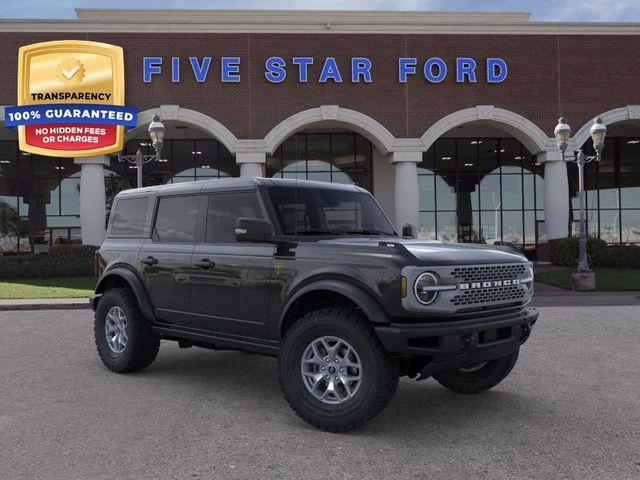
[91,177,537,431]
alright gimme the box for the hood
[316,237,527,266]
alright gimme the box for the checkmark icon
[62,64,80,79]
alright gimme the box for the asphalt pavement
[1,307,639,480]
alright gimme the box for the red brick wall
[0,32,638,141]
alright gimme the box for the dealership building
[0,8,639,255]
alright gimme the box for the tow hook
[462,334,473,351]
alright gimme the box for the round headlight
[414,272,439,305]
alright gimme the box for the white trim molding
[2,9,639,35]
[263,106,396,155]
[128,106,239,154]
[420,106,553,154]
[572,105,640,148]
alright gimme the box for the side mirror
[401,223,414,238]
[235,217,273,243]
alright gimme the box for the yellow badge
[14,40,127,157]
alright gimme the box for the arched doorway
[263,106,396,219]
[418,124,544,255]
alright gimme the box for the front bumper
[375,307,538,376]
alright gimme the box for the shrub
[550,237,640,268]
[0,245,98,279]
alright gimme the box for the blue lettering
[189,57,211,83]
[143,57,162,83]
[265,56,286,83]
[424,58,447,83]
[487,58,508,83]
[319,57,342,83]
[398,58,417,83]
[171,57,180,83]
[351,57,372,83]
[221,57,241,83]
[456,58,477,83]
[292,57,314,82]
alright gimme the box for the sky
[0,0,639,22]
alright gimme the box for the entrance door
[189,190,275,339]
[140,194,202,327]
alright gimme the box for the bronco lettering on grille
[459,279,521,290]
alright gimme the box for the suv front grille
[451,264,527,283]
[449,263,531,309]
[451,284,527,307]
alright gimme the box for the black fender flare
[94,267,155,321]
[279,279,390,334]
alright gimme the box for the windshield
[268,186,396,236]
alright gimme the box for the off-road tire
[278,307,399,432]
[94,287,160,373]
[433,349,519,394]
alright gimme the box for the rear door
[189,190,275,339]
[140,194,204,327]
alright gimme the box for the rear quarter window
[109,197,150,237]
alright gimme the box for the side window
[110,197,149,237]
[154,195,200,243]
[206,191,262,243]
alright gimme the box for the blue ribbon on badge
[4,104,138,128]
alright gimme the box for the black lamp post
[117,113,166,188]
[554,116,607,273]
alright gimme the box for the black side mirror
[401,223,414,238]
[235,217,273,243]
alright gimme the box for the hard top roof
[115,177,367,198]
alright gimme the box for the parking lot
[1,306,639,480]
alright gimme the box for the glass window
[434,139,456,176]
[436,211,457,242]
[621,210,640,243]
[599,210,620,244]
[435,176,456,210]
[418,175,435,211]
[268,186,394,236]
[267,133,372,191]
[502,175,523,210]
[621,174,640,209]
[206,192,262,243]
[110,197,149,237]
[418,212,436,240]
[502,211,524,244]
[154,195,200,243]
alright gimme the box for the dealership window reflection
[266,133,373,192]
[418,137,544,251]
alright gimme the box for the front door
[140,194,203,327]
[189,191,275,339]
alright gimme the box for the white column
[236,151,266,177]
[74,155,109,246]
[391,151,421,237]
[538,151,569,240]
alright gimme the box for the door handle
[194,258,215,269]
[141,256,158,266]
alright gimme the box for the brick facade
[0,32,638,141]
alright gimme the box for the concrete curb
[0,298,90,311]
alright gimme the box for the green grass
[536,268,640,291]
[0,276,97,299]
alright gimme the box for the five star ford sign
[4,40,137,158]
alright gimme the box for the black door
[140,194,203,327]
[189,191,275,339]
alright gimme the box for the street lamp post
[117,113,166,188]
[553,116,607,275]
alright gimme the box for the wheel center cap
[328,366,336,374]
